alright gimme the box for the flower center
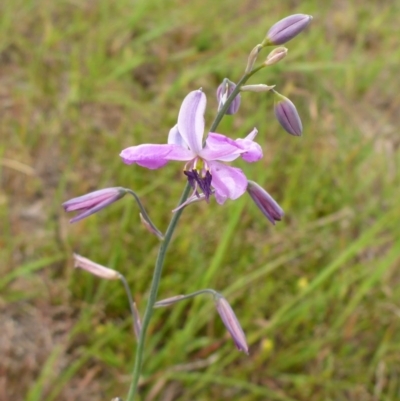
[183,158,213,201]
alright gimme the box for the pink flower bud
[62,187,127,223]
[215,294,248,354]
[247,181,284,225]
[264,14,312,46]
[265,47,288,66]
[273,91,303,136]
[216,80,241,115]
[73,253,121,280]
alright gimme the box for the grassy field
[1,0,400,400]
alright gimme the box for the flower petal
[235,128,263,162]
[167,124,188,148]
[177,89,206,154]
[120,144,194,169]
[209,161,247,204]
[201,133,243,162]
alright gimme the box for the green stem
[126,183,191,401]
[125,66,262,401]
[154,288,218,307]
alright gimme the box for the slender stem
[154,288,218,307]
[126,183,192,400]
[119,275,141,339]
[126,66,262,401]
[126,189,164,240]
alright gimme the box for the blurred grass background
[1,0,400,400]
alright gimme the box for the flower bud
[263,14,312,46]
[215,294,248,354]
[273,91,303,136]
[216,80,241,115]
[247,181,284,225]
[63,187,127,223]
[265,47,288,66]
[241,84,275,93]
[73,253,121,280]
[245,44,262,74]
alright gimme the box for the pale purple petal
[177,89,206,154]
[120,144,194,169]
[209,161,247,204]
[244,128,258,141]
[202,131,262,163]
[235,130,263,162]
[200,133,243,162]
[167,124,188,148]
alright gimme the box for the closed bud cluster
[216,80,241,115]
[263,14,312,46]
[273,91,303,136]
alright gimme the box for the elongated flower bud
[63,187,127,223]
[241,84,275,93]
[263,14,312,46]
[215,294,248,354]
[245,44,263,74]
[273,91,303,136]
[73,253,121,280]
[265,47,288,66]
[247,181,284,225]
[216,80,241,115]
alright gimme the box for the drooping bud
[245,44,263,74]
[241,84,275,93]
[214,294,249,354]
[63,187,127,223]
[73,253,121,280]
[265,47,288,66]
[263,14,312,46]
[273,91,303,136]
[216,79,241,115]
[247,181,284,225]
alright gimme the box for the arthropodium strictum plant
[62,13,312,401]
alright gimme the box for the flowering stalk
[64,14,312,399]
[125,67,264,401]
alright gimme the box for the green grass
[1,0,400,400]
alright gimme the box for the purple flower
[215,294,249,354]
[120,89,262,205]
[264,14,312,46]
[63,187,127,223]
[247,181,284,225]
[273,91,303,136]
[216,80,241,115]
